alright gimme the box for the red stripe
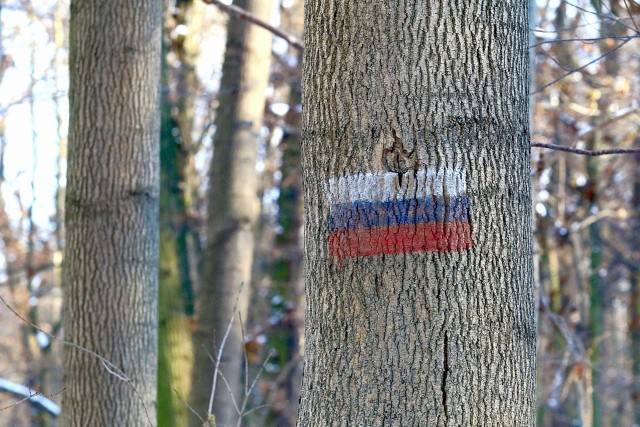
[328,221,472,258]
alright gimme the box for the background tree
[298,1,535,425]
[261,1,305,424]
[157,0,204,425]
[190,0,274,425]
[531,2,640,425]
[61,1,161,425]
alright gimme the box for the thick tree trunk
[62,2,161,426]
[299,1,535,426]
[190,1,273,425]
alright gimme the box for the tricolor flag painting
[327,168,473,259]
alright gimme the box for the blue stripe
[328,196,470,232]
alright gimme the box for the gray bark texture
[189,0,273,425]
[298,1,536,426]
[62,1,161,425]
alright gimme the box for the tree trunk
[62,1,161,425]
[158,54,195,427]
[299,1,536,426]
[263,2,305,425]
[157,2,201,425]
[632,151,640,423]
[190,1,273,425]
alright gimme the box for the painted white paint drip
[327,168,467,205]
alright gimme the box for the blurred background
[0,0,638,426]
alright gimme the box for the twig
[241,403,269,417]
[531,142,640,156]
[239,313,249,412]
[217,367,241,414]
[207,309,237,417]
[243,350,275,411]
[577,104,640,140]
[0,293,154,427]
[623,0,640,33]
[202,0,304,51]
[207,283,245,418]
[530,14,640,34]
[531,38,631,94]
[530,33,639,48]
[0,380,62,416]
[234,350,275,427]
[173,387,206,425]
[539,298,586,359]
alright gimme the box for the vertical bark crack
[442,331,449,424]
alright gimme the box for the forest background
[0,0,639,426]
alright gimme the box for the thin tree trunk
[593,6,634,424]
[299,1,535,426]
[61,1,161,425]
[631,151,640,423]
[264,2,305,425]
[157,1,201,425]
[158,51,195,427]
[190,1,273,425]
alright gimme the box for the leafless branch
[202,0,304,51]
[539,298,587,359]
[577,105,640,140]
[0,381,63,416]
[531,38,631,94]
[239,313,249,410]
[174,387,206,425]
[0,293,154,427]
[530,34,639,48]
[531,14,640,34]
[564,0,639,33]
[531,142,640,156]
[622,0,640,32]
[207,287,242,417]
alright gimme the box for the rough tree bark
[190,1,273,425]
[298,1,536,426]
[61,1,161,425]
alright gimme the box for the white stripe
[327,168,466,205]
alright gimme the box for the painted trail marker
[327,168,472,258]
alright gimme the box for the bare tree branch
[531,38,631,94]
[530,34,639,48]
[577,104,640,140]
[0,380,62,416]
[0,293,154,427]
[531,142,640,156]
[202,0,304,51]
